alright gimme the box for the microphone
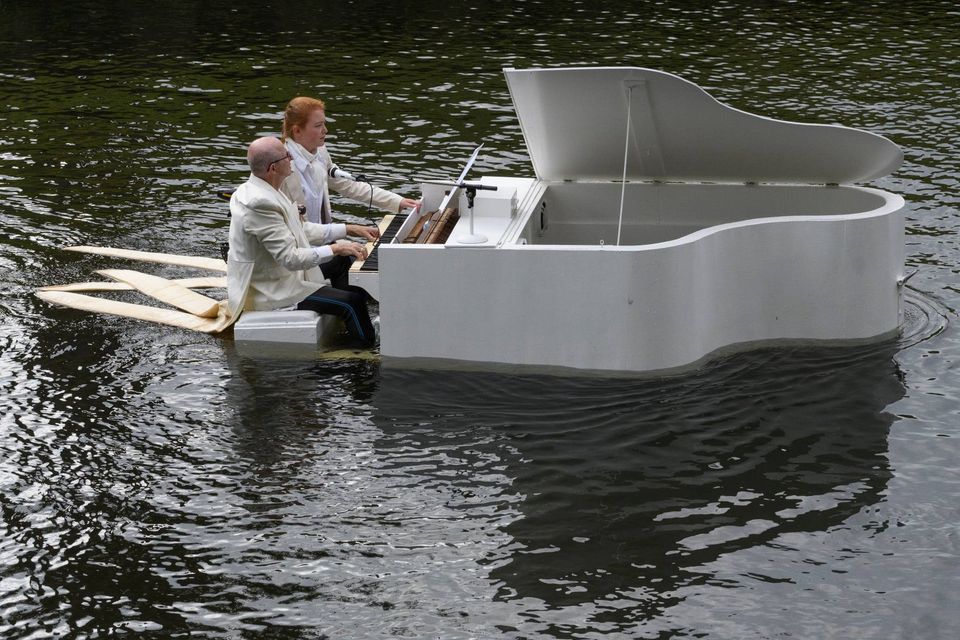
[329,166,365,181]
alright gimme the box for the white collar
[249,173,281,194]
[287,139,319,163]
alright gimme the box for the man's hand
[331,239,368,261]
[346,224,380,242]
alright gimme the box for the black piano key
[359,213,408,272]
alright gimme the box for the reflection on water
[372,341,903,634]
[0,311,908,637]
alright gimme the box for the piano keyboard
[347,205,457,300]
[351,212,409,273]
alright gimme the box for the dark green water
[2,1,959,638]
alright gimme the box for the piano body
[348,180,469,302]
[354,66,905,374]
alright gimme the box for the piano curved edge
[378,192,905,374]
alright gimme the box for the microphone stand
[457,181,498,244]
[421,180,498,244]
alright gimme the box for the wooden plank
[35,290,232,333]
[434,211,461,244]
[65,246,227,272]
[38,276,226,293]
[97,269,222,318]
[415,210,441,244]
[423,207,458,244]
[404,211,432,243]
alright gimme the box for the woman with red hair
[280,96,418,288]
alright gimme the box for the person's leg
[338,283,372,302]
[319,255,354,290]
[298,286,375,346]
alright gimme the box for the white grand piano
[351,66,905,374]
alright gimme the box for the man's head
[247,136,292,186]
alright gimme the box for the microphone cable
[330,166,373,213]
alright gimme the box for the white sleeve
[312,245,334,263]
[303,221,347,246]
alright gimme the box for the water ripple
[900,285,952,348]
[2,0,959,637]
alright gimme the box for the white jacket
[227,174,333,316]
[282,140,403,223]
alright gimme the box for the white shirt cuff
[312,245,334,264]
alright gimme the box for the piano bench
[234,310,342,345]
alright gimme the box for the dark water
[2,1,959,638]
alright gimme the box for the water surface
[1,1,959,638]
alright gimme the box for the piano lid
[503,67,902,185]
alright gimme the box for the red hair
[281,96,326,142]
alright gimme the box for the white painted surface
[235,310,340,345]
[373,67,906,374]
[348,269,380,303]
[380,182,904,373]
[504,66,903,184]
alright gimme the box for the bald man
[226,136,377,346]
